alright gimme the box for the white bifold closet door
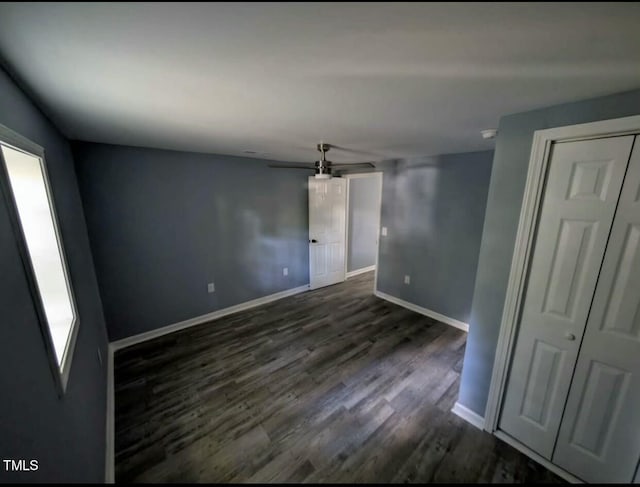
[499,136,635,458]
[552,139,640,483]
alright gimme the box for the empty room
[1,2,640,484]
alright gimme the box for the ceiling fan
[268,142,376,179]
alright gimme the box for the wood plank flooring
[114,272,562,483]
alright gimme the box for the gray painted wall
[347,175,380,272]
[73,142,310,342]
[0,67,108,481]
[376,151,493,324]
[458,89,640,417]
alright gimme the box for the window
[0,126,79,393]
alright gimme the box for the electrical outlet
[208,282,215,293]
[381,226,388,236]
[97,348,103,365]
[283,267,289,276]
[404,275,411,285]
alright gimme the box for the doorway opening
[345,173,383,287]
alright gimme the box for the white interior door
[309,177,346,289]
[499,136,635,458]
[552,137,640,483]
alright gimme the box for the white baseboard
[374,289,469,332]
[494,431,583,483]
[451,405,583,482]
[110,284,310,351]
[346,265,376,279]
[105,344,114,483]
[452,401,485,430]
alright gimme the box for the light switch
[381,226,388,236]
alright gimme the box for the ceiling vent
[481,129,498,140]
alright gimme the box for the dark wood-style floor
[114,272,562,483]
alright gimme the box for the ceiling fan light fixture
[315,161,332,179]
[268,141,374,179]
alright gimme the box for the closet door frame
[484,116,640,448]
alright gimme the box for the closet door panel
[499,136,635,458]
[553,138,640,483]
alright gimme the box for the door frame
[342,172,383,282]
[484,114,640,433]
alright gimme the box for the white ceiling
[0,2,639,163]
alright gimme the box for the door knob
[310,239,317,243]
[565,332,576,341]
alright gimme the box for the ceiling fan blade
[328,145,385,158]
[268,163,315,170]
[331,162,376,168]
